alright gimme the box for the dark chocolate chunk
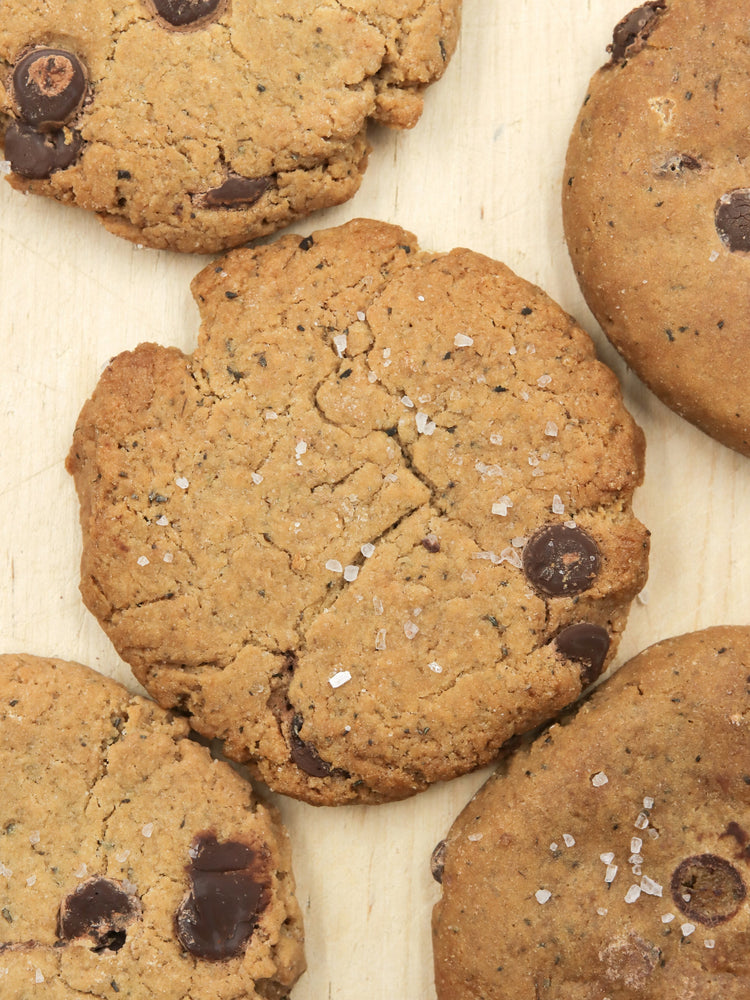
[290,715,333,778]
[522,523,601,597]
[715,190,750,254]
[175,832,269,960]
[151,0,223,27]
[12,48,86,128]
[421,533,441,553]
[203,175,272,208]
[58,877,140,952]
[671,854,746,925]
[554,623,610,686]
[431,840,447,884]
[4,123,82,179]
[609,2,667,63]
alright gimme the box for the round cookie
[0,653,305,998]
[0,0,460,253]
[66,217,649,806]
[563,0,750,456]
[432,626,750,999]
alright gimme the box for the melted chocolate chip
[176,832,269,960]
[715,190,750,253]
[203,175,272,208]
[671,854,746,926]
[522,524,601,597]
[555,623,610,686]
[151,0,223,27]
[58,877,140,952]
[290,715,333,777]
[609,2,667,63]
[12,49,86,128]
[431,840,447,884]
[4,123,82,179]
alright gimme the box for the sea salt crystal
[551,494,565,515]
[428,661,443,673]
[251,472,263,484]
[142,823,154,838]
[325,559,343,573]
[631,837,643,853]
[26,875,36,887]
[499,547,523,569]
[373,596,384,614]
[550,842,558,851]
[404,621,419,639]
[137,555,150,567]
[681,923,696,937]
[156,515,169,526]
[35,969,44,984]
[175,476,189,489]
[375,629,387,651]
[74,863,87,879]
[29,832,40,846]
[361,543,375,558]
[329,671,352,689]
[356,311,366,322]
[333,333,347,357]
[468,833,483,842]
[401,395,415,408]
[476,461,503,477]
[295,441,307,458]
[634,812,649,829]
[544,421,558,437]
[416,411,436,435]
[454,333,474,347]
[115,850,130,863]
[537,374,552,387]
[535,889,551,904]
[643,796,655,809]
[600,852,615,865]
[563,833,575,847]
[624,885,641,904]
[661,913,675,923]
[343,565,359,582]
[640,876,663,897]
[163,552,174,563]
[492,497,512,516]
[490,431,503,445]
[591,771,608,787]
[704,939,715,949]
[605,865,618,884]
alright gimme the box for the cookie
[432,625,750,999]
[563,0,750,456]
[66,217,649,806]
[0,653,305,998]
[0,1,460,253]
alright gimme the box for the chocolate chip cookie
[0,653,305,998]
[0,0,460,252]
[563,0,750,455]
[432,626,750,999]
[66,218,649,806]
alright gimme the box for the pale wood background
[1,2,749,997]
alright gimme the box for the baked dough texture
[0,653,305,999]
[563,0,750,455]
[0,0,461,252]
[67,218,649,805]
[432,625,750,999]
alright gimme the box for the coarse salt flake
[600,852,615,865]
[115,850,130,863]
[535,889,551,905]
[544,421,559,437]
[468,833,483,842]
[156,515,169,526]
[454,333,474,347]
[329,670,352,689]
[630,853,643,865]
[333,333,347,357]
[563,833,575,847]
[35,969,44,984]
[295,441,307,457]
[74,863,87,879]
[382,348,391,359]
[681,923,696,937]
[661,913,675,923]
[476,461,503,477]
[343,564,359,582]
[142,823,154,838]
[373,596,384,615]
[0,160,11,177]
[597,907,608,916]
[537,374,552,387]
[251,472,263,484]
[631,837,643,853]
[137,555,150,567]
[401,395,415,408]
[500,547,523,569]
[417,294,425,302]
[26,875,36,887]
[428,661,443,673]
[0,863,11,879]
[640,876,663,897]
[361,543,375,558]
[415,411,436,435]
[492,497,512,516]
[163,552,174,563]
[490,431,503,445]
[624,884,641,904]
[325,559,343,573]
[643,796,655,809]
[175,476,189,489]
[264,410,278,421]
[605,864,618,884]
[375,629,387,651]
[634,812,649,829]
[709,250,719,262]
[356,310,366,322]
[404,621,419,639]
[591,771,609,787]
[704,939,715,949]
[29,831,40,846]
[552,494,565,515]
[550,842,558,851]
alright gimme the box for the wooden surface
[2,2,749,996]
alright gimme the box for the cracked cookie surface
[563,0,750,455]
[0,0,460,252]
[0,653,305,998]
[432,625,750,999]
[67,218,649,806]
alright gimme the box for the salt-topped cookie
[0,653,305,997]
[67,218,649,805]
[433,626,750,998]
[0,0,460,252]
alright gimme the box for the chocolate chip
[12,48,86,128]
[175,832,269,960]
[151,0,223,27]
[715,190,750,253]
[609,3,667,63]
[555,623,610,686]
[4,123,83,179]
[289,715,333,777]
[431,840,447,884]
[58,878,140,952]
[201,174,272,209]
[421,533,441,553]
[522,524,601,597]
[671,854,746,926]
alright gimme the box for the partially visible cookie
[563,0,750,455]
[67,217,649,806]
[0,654,305,998]
[432,626,750,999]
[0,0,460,252]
